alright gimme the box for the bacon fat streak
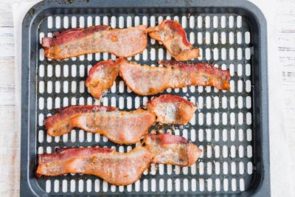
[148,20,199,61]
[120,59,230,95]
[42,25,147,60]
[45,105,155,144]
[37,133,201,185]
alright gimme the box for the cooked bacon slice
[42,25,147,60]
[144,133,201,166]
[148,94,196,124]
[147,20,199,61]
[86,59,122,98]
[37,146,153,186]
[45,105,155,144]
[119,59,230,95]
[37,134,201,185]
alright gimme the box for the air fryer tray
[20,0,270,196]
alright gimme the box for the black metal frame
[20,0,270,196]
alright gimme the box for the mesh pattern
[36,10,254,195]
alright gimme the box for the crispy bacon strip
[37,134,201,185]
[148,94,196,124]
[42,25,147,60]
[45,105,155,144]
[119,59,230,95]
[147,20,199,61]
[37,146,153,186]
[86,59,122,98]
[144,133,201,166]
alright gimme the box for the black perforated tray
[20,0,270,196]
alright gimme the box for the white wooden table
[0,0,294,196]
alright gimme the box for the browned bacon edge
[145,133,201,166]
[44,105,117,134]
[38,147,114,166]
[148,94,195,109]
[160,60,231,90]
[37,134,201,185]
[85,58,123,98]
[147,94,197,124]
[147,20,199,61]
[42,25,110,48]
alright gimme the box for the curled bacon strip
[42,25,147,60]
[37,146,153,186]
[144,133,201,166]
[119,59,230,95]
[37,134,201,185]
[148,94,196,124]
[45,105,155,144]
[148,20,199,61]
[86,59,122,98]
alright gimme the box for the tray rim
[20,0,270,196]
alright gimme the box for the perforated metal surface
[20,1,270,196]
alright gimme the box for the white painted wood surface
[0,0,294,196]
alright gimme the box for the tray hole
[231,162,237,175]
[150,178,156,192]
[230,129,235,141]
[54,97,61,109]
[221,48,226,60]
[221,32,226,44]
[174,178,180,191]
[197,16,202,28]
[239,145,244,158]
[39,64,44,77]
[239,161,245,175]
[230,80,235,92]
[205,32,210,44]
[167,179,172,192]
[102,16,109,26]
[237,16,242,28]
[238,129,244,141]
[247,145,253,158]
[189,16,195,28]
[191,179,197,191]
[237,48,242,60]
[199,179,205,192]
[228,16,234,28]
[197,32,202,44]
[207,162,212,174]
[207,145,212,158]
[158,179,164,192]
[220,16,226,28]
[222,145,228,158]
[46,180,51,193]
[229,48,234,60]
[206,113,212,125]
[247,112,252,125]
[199,162,204,175]
[229,32,234,44]
[213,32,218,44]
[214,113,219,125]
[222,113,227,125]
[46,146,52,153]
[212,16,218,28]
[214,145,220,158]
[247,129,252,141]
[237,31,242,44]
[181,16,187,28]
[215,161,221,175]
[231,178,237,191]
[38,130,44,143]
[207,178,213,191]
[238,112,244,125]
[240,178,245,191]
[189,32,195,44]
[223,178,229,192]
[245,47,251,60]
[214,129,220,141]
[230,96,235,108]
[245,31,250,44]
[230,112,235,125]
[38,114,44,126]
[198,113,204,126]
[223,162,229,175]
[230,145,236,158]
